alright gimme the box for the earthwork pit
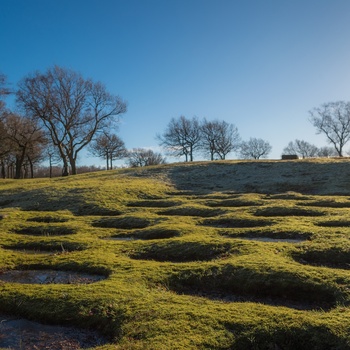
[292,246,350,270]
[316,220,350,227]
[298,200,350,208]
[3,241,88,254]
[129,241,234,262]
[13,225,77,236]
[254,207,325,217]
[201,217,274,228]
[0,314,108,349]
[110,227,182,240]
[0,269,106,284]
[166,265,338,311]
[205,199,263,207]
[127,199,181,208]
[222,230,311,243]
[92,216,152,229]
[158,206,225,218]
[27,216,69,223]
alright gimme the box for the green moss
[0,161,349,349]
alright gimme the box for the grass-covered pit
[110,227,182,240]
[254,206,325,217]
[201,217,275,228]
[316,219,350,227]
[165,262,345,311]
[221,229,312,242]
[298,199,350,208]
[12,225,77,236]
[2,240,88,254]
[0,269,107,284]
[27,215,69,223]
[126,199,181,208]
[129,240,234,262]
[0,160,349,349]
[0,314,108,349]
[158,206,225,217]
[292,243,350,269]
[205,198,263,207]
[91,215,154,229]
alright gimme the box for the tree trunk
[0,160,5,179]
[14,154,25,179]
[28,158,34,178]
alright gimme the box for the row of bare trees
[157,115,272,161]
[3,66,350,178]
[0,66,127,177]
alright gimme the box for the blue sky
[2,0,350,165]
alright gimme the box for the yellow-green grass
[0,160,349,349]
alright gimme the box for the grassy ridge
[0,160,349,349]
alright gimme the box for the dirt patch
[0,270,106,284]
[0,315,108,349]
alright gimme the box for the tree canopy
[16,66,127,175]
[309,101,350,157]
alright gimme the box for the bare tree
[239,137,272,159]
[157,116,201,162]
[0,73,11,112]
[309,101,350,157]
[127,148,166,167]
[283,139,319,159]
[317,146,337,157]
[16,65,127,175]
[3,113,47,178]
[89,132,126,169]
[199,119,240,160]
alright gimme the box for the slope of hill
[0,159,349,349]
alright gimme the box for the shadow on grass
[0,188,121,216]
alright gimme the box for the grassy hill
[0,159,349,349]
